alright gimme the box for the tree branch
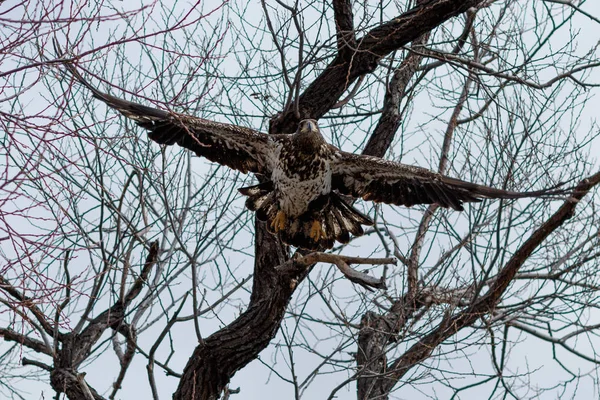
[363,0,433,157]
[174,219,292,400]
[380,171,600,393]
[332,0,356,52]
[0,328,52,355]
[0,276,57,339]
[271,0,485,133]
[50,369,106,400]
[277,252,395,290]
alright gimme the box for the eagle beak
[299,119,319,132]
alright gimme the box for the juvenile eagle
[67,69,563,250]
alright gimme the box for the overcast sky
[2,1,600,399]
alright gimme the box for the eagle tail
[238,181,281,223]
[239,183,373,250]
[280,193,373,251]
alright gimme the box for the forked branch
[277,252,396,290]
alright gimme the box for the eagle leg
[309,220,322,242]
[271,210,287,232]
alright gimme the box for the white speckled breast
[271,143,332,217]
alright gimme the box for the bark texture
[271,0,485,133]
[47,242,159,400]
[173,222,297,399]
[356,173,600,398]
[174,2,488,399]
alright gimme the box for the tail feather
[331,206,358,237]
[318,214,336,250]
[246,191,271,212]
[280,193,372,250]
[332,195,373,226]
[239,182,274,214]
[238,183,373,250]
[239,182,280,225]
[239,181,272,196]
[324,211,343,243]
[238,181,273,197]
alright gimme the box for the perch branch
[277,252,395,290]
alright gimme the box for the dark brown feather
[64,63,283,176]
[332,152,568,211]
[64,63,567,249]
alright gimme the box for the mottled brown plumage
[66,65,566,250]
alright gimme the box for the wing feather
[65,64,285,175]
[332,152,565,211]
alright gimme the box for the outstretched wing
[331,152,563,211]
[65,64,285,175]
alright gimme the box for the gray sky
[2,1,600,399]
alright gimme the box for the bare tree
[2,1,600,399]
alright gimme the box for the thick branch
[175,230,395,399]
[22,357,52,371]
[356,295,427,400]
[272,0,485,133]
[50,369,105,400]
[124,241,159,306]
[109,326,137,400]
[363,2,432,157]
[277,252,395,290]
[48,243,158,398]
[380,171,600,393]
[174,220,292,400]
[0,328,52,355]
[332,0,356,52]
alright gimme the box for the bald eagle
[65,67,564,250]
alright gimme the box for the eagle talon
[271,210,287,232]
[309,220,322,242]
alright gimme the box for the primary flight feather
[64,65,565,250]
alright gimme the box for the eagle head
[297,119,320,135]
[297,118,324,140]
[294,119,326,150]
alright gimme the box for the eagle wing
[331,151,562,211]
[66,65,285,175]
